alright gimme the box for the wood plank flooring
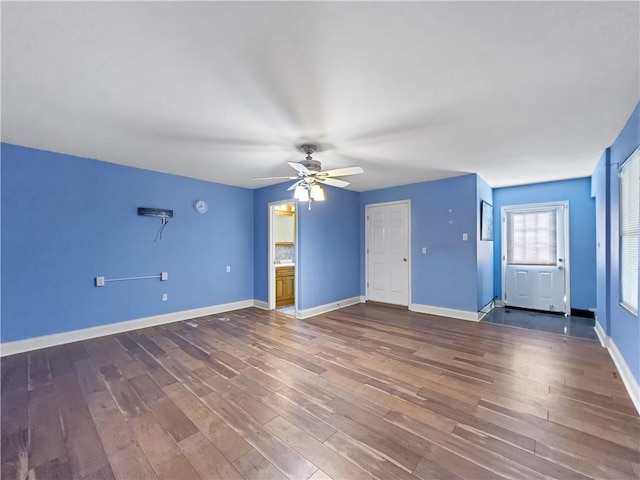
[2,303,639,479]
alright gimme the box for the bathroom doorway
[269,201,297,315]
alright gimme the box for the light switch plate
[462,233,468,241]
[161,272,168,281]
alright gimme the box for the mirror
[274,212,295,244]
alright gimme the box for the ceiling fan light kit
[294,180,325,210]
[310,184,325,201]
[294,185,310,202]
[254,143,364,210]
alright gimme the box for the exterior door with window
[502,203,569,313]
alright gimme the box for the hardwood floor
[2,303,639,479]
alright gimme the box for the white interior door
[366,201,410,306]
[502,203,569,313]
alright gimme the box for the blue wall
[298,187,361,309]
[592,103,639,384]
[253,183,292,304]
[492,178,597,311]
[476,175,494,310]
[1,144,254,343]
[360,174,481,313]
[592,149,610,335]
[253,182,360,310]
[0,147,2,332]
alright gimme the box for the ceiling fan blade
[287,161,310,175]
[252,176,299,180]
[317,177,350,188]
[319,166,364,178]
[287,180,304,191]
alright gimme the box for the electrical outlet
[421,247,427,254]
[161,272,168,281]
[462,233,468,241]
[226,266,231,273]
[95,276,105,287]
[162,293,168,301]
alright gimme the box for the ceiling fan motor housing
[301,158,322,173]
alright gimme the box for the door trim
[365,200,412,306]
[500,201,571,313]
[268,200,298,311]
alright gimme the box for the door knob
[403,257,408,262]
[558,266,564,270]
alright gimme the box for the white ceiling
[2,1,638,191]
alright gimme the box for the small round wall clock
[194,200,208,214]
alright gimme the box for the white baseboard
[494,299,506,308]
[608,336,640,415]
[296,296,363,319]
[594,320,608,348]
[253,300,269,310]
[592,321,639,415]
[409,303,482,322]
[0,299,254,357]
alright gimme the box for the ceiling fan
[254,144,364,208]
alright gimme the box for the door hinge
[367,282,369,288]
[367,248,369,254]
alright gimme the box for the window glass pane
[620,149,639,314]
[621,235,638,313]
[507,210,557,265]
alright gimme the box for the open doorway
[268,201,297,315]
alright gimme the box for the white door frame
[500,201,571,313]
[268,200,298,311]
[365,200,412,306]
